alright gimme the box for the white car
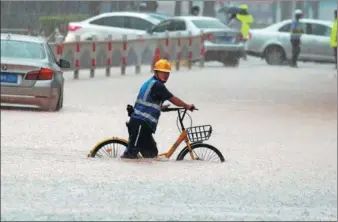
[64,12,164,42]
[147,16,245,67]
[246,18,334,65]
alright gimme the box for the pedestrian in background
[228,4,254,60]
[330,9,337,69]
[191,6,200,16]
[290,9,304,68]
[139,2,148,13]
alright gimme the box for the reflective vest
[330,19,337,47]
[236,14,254,40]
[131,76,162,132]
[290,20,303,40]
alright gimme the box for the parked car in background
[64,12,164,42]
[147,16,245,67]
[1,33,70,111]
[246,18,334,65]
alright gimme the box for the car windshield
[0,40,46,59]
[191,19,229,30]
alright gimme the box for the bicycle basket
[186,125,213,143]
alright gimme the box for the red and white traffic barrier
[50,32,204,79]
[106,35,113,77]
[74,35,81,79]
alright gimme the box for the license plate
[0,72,18,83]
[223,37,233,43]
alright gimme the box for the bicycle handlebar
[162,106,198,130]
[162,107,198,112]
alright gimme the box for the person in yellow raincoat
[228,4,254,60]
[330,9,337,69]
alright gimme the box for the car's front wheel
[264,45,286,65]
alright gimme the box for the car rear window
[0,40,46,59]
[191,19,229,30]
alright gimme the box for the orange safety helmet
[153,59,171,73]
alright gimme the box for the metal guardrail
[49,31,206,79]
[1,28,65,43]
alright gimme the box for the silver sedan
[246,18,334,65]
[1,33,70,111]
[147,16,245,67]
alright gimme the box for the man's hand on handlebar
[161,104,171,111]
[185,104,196,111]
[168,96,197,112]
[161,103,197,112]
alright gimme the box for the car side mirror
[59,59,70,68]
[146,27,153,34]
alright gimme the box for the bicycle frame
[157,129,195,160]
[88,107,199,160]
[156,107,197,160]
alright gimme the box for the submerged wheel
[88,138,128,158]
[55,93,63,111]
[176,143,225,162]
[264,45,286,65]
[222,58,240,67]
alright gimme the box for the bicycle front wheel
[88,138,128,158]
[176,143,225,162]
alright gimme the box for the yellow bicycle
[87,107,225,162]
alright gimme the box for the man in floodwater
[121,59,196,159]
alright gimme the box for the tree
[174,1,181,16]
[203,1,215,17]
[89,1,101,16]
